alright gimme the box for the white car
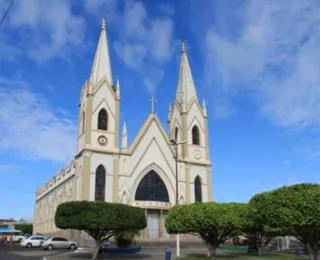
[20,236,46,248]
[42,237,77,250]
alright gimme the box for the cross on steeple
[149,97,156,113]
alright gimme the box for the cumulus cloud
[0,165,18,173]
[195,0,320,130]
[0,78,77,162]
[113,1,175,95]
[1,0,86,62]
[85,0,175,95]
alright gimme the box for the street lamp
[170,138,186,257]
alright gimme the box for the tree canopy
[241,204,283,255]
[14,224,33,235]
[55,201,146,259]
[249,183,320,260]
[165,202,246,260]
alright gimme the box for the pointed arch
[123,159,128,175]
[174,127,179,142]
[98,108,108,130]
[192,125,200,145]
[81,111,85,134]
[95,165,106,201]
[194,175,202,202]
[135,170,169,202]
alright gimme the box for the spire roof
[122,120,127,136]
[90,16,113,86]
[175,40,198,105]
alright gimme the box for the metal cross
[149,97,156,113]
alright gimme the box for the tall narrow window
[192,125,200,145]
[135,170,169,202]
[175,127,179,142]
[82,111,85,134]
[98,109,108,130]
[95,165,106,201]
[194,176,202,202]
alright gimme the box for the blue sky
[1,0,320,221]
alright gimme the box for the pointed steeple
[116,77,120,100]
[175,40,198,105]
[121,120,127,149]
[202,98,207,117]
[90,16,113,87]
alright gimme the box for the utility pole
[170,138,186,257]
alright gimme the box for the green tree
[55,201,146,259]
[165,202,246,260]
[114,229,140,248]
[241,204,283,255]
[250,183,320,260]
[14,224,33,235]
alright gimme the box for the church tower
[75,16,120,202]
[168,40,212,202]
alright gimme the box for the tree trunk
[207,244,217,260]
[314,248,320,260]
[92,241,103,259]
[308,244,320,260]
[257,246,262,255]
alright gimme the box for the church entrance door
[162,212,170,238]
[147,210,159,239]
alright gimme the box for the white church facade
[33,17,213,243]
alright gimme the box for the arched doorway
[134,170,170,239]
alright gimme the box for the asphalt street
[0,244,69,260]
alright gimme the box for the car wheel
[70,244,76,250]
[47,245,54,250]
[27,243,32,248]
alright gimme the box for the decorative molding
[91,97,115,119]
[193,149,202,160]
[98,135,108,145]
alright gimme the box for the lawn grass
[178,254,306,260]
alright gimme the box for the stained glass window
[95,165,105,201]
[82,111,85,133]
[194,176,202,202]
[175,127,178,142]
[135,170,169,202]
[98,109,108,130]
[192,125,200,145]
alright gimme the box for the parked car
[42,237,77,250]
[20,236,46,248]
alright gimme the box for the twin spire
[90,16,199,123]
[175,40,198,106]
[90,16,113,87]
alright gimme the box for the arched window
[192,125,200,145]
[82,111,85,134]
[95,165,106,201]
[175,127,179,142]
[135,170,169,202]
[194,176,202,202]
[98,109,108,130]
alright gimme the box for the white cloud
[111,0,175,94]
[0,79,77,162]
[1,0,86,62]
[284,160,292,167]
[0,165,18,173]
[201,0,320,130]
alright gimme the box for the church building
[33,17,212,243]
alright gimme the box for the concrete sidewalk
[45,247,210,260]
